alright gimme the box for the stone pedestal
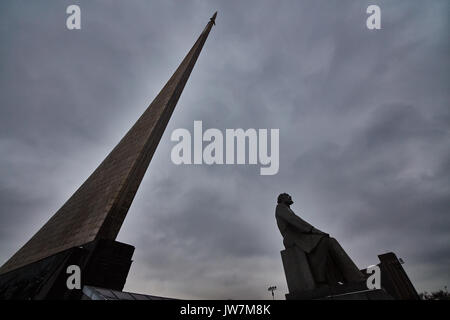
[281,247,316,297]
[280,247,401,300]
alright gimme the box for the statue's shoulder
[275,204,281,214]
[276,204,289,216]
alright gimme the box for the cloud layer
[0,0,448,299]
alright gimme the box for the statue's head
[277,193,294,206]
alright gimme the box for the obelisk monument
[0,13,217,299]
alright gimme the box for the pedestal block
[281,247,316,298]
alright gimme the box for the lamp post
[268,286,277,300]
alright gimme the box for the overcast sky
[0,0,448,299]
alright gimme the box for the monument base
[286,282,393,300]
[0,239,134,300]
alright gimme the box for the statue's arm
[277,206,330,236]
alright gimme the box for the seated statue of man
[276,193,365,287]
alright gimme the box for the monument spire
[0,13,217,275]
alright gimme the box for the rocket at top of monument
[210,11,217,25]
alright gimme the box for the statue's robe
[275,203,325,253]
[276,203,363,285]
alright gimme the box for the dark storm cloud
[0,0,448,299]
